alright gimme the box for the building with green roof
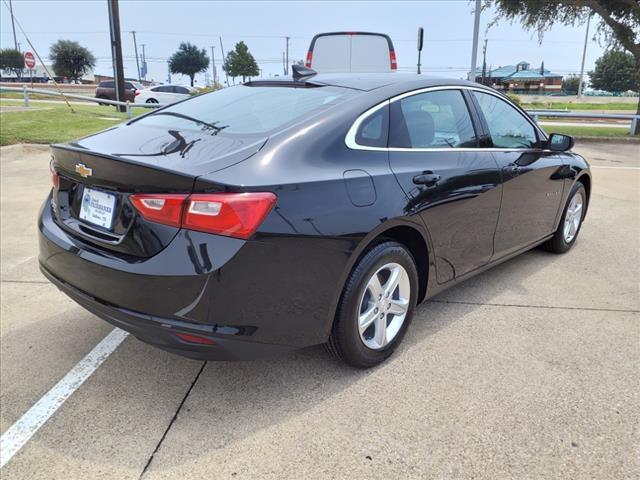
[475,61,563,94]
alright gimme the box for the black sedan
[39,69,591,367]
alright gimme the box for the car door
[470,90,567,258]
[173,86,191,101]
[387,88,502,284]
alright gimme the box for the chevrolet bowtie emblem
[75,163,92,178]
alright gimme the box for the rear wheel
[543,182,587,254]
[96,95,109,106]
[327,241,418,368]
[146,98,159,104]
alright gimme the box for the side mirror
[548,133,574,152]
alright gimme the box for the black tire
[146,98,158,104]
[327,241,419,368]
[96,95,109,106]
[543,182,587,254]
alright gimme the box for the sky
[1,0,605,86]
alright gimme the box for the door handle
[505,164,521,175]
[412,171,441,187]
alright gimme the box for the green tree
[562,74,581,94]
[223,41,259,82]
[169,42,209,87]
[588,50,639,93]
[484,0,640,133]
[49,40,96,82]
[0,48,25,78]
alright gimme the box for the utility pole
[219,37,228,85]
[140,43,146,80]
[481,38,488,85]
[577,14,591,98]
[282,51,286,75]
[468,0,481,82]
[285,36,290,75]
[167,60,171,84]
[131,30,141,82]
[210,46,217,84]
[107,0,126,112]
[9,0,18,50]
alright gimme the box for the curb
[573,136,640,144]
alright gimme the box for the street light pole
[285,36,290,75]
[468,0,481,82]
[140,43,146,80]
[577,15,591,98]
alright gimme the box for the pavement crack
[429,299,639,314]
[139,361,207,479]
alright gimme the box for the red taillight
[175,332,215,345]
[129,194,188,227]
[134,90,140,96]
[390,50,397,70]
[50,161,59,189]
[129,192,276,239]
[183,192,276,239]
[305,51,313,68]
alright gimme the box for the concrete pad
[0,282,113,433]
[1,339,203,480]
[1,144,50,283]
[143,305,639,480]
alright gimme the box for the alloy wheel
[358,262,411,350]
[563,191,584,243]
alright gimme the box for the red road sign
[24,51,36,70]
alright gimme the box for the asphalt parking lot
[1,141,638,479]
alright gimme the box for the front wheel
[327,242,418,368]
[543,182,587,254]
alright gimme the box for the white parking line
[0,328,129,469]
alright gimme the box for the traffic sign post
[24,51,36,86]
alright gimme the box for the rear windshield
[135,85,355,134]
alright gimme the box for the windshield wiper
[154,111,228,132]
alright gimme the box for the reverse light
[390,50,397,70]
[129,192,276,239]
[305,51,313,68]
[183,193,277,239]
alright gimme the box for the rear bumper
[38,193,349,357]
[40,264,293,360]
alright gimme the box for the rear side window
[390,90,477,148]
[355,105,389,148]
[174,86,190,94]
[136,85,356,134]
[473,91,537,148]
[99,81,114,88]
[153,86,172,93]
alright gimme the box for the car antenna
[291,64,317,81]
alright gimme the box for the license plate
[79,188,116,229]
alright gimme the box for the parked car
[305,31,397,72]
[135,84,195,104]
[95,80,143,103]
[41,69,591,368]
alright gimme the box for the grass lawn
[523,101,637,111]
[540,125,637,138]
[0,101,143,146]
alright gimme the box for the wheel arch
[323,219,433,341]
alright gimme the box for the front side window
[473,91,538,148]
[389,90,477,148]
